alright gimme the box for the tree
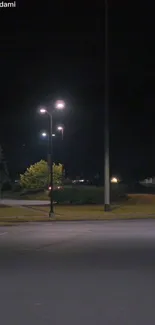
[20,160,63,189]
[0,145,10,197]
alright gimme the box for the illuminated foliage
[20,160,63,189]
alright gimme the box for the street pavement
[0,220,155,324]
[0,198,50,206]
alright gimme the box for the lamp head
[55,100,65,110]
[40,108,47,114]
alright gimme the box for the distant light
[79,179,84,182]
[48,186,61,190]
[42,132,47,137]
[111,177,118,183]
[41,132,55,137]
[57,126,63,131]
[55,100,65,110]
[40,108,47,114]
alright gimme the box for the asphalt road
[0,220,155,324]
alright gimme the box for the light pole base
[104,204,110,212]
[49,211,55,219]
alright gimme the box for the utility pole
[0,146,2,199]
[104,0,110,211]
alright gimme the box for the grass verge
[1,203,155,225]
[0,206,48,225]
[37,204,155,218]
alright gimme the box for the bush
[20,160,63,189]
[53,185,127,204]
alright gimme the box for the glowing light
[111,177,118,183]
[55,100,65,109]
[57,126,63,131]
[41,132,55,137]
[40,108,47,114]
[42,132,47,137]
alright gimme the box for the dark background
[0,2,154,181]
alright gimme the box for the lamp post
[104,0,110,211]
[39,100,65,218]
[57,125,65,184]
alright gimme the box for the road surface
[0,220,155,324]
[0,199,50,206]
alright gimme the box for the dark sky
[0,2,154,181]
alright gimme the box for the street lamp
[57,125,64,140]
[104,0,110,211]
[41,132,55,137]
[41,132,47,137]
[39,100,65,218]
[55,100,65,110]
[40,108,47,114]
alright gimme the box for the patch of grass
[127,194,155,205]
[28,204,155,218]
[112,204,155,214]
[0,206,48,218]
[0,206,49,225]
[0,216,49,223]
[2,197,155,226]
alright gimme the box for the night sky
[0,2,154,181]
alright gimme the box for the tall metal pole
[104,0,110,211]
[61,128,64,140]
[61,128,64,184]
[48,113,54,217]
[0,146,2,199]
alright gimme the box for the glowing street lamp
[40,108,47,114]
[55,100,65,110]
[41,132,47,137]
[57,125,64,140]
[41,132,55,137]
[57,126,63,130]
[38,100,65,218]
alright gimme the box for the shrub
[20,160,63,189]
